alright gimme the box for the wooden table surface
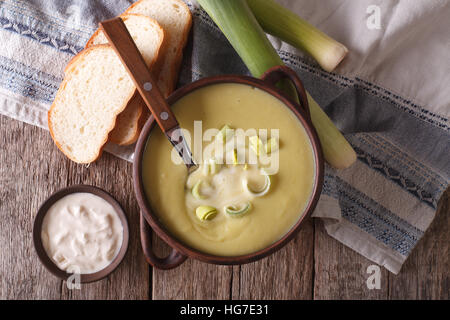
[0,115,448,300]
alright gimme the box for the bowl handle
[261,66,310,120]
[139,212,187,270]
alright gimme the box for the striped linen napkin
[0,0,448,274]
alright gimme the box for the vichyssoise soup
[142,83,315,256]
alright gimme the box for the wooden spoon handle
[99,17,178,133]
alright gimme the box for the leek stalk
[198,0,282,78]
[247,0,348,72]
[197,0,356,169]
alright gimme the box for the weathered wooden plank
[151,235,233,300]
[232,218,315,300]
[388,188,449,300]
[0,116,64,299]
[313,219,389,299]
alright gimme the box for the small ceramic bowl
[33,185,129,283]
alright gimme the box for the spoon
[99,17,198,172]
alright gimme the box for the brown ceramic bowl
[33,185,129,283]
[134,66,324,269]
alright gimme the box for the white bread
[48,45,136,163]
[125,0,192,97]
[86,14,164,70]
[85,14,164,145]
[108,93,148,145]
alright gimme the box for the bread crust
[119,100,150,146]
[48,44,137,163]
[114,0,193,146]
[110,14,167,145]
[108,0,193,145]
[83,14,165,146]
[123,0,193,98]
[109,92,144,145]
[65,14,164,74]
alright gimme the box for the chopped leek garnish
[203,158,221,175]
[217,124,234,142]
[196,205,218,221]
[196,0,356,169]
[249,136,263,156]
[264,137,279,154]
[225,201,252,216]
[244,169,271,197]
[202,161,210,175]
[209,158,221,174]
[232,149,238,166]
[202,159,221,175]
[192,180,206,200]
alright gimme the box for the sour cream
[41,192,123,274]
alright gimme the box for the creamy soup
[142,83,315,256]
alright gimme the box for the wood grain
[0,117,65,299]
[0,116,149,300]
[151,235,233,300]
[1,115,448,300]
[232,218,315,300]
[313,219,389,299]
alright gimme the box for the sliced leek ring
[203,158,221,175]
[202,161,210,175]
[265,137,279,154]
[244,169,272,197]
[225,201,252,216]
[249,136,263,156]
[217,125,234,142]
[192,180,206,199]
[196,205,218,221]
[232,149,238,166]
[209,158,221,174]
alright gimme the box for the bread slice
[108,93,146,145]
[85,14,164,145]
[48,45,136,163]
[125,0,192,97]
[86,14,164,71]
